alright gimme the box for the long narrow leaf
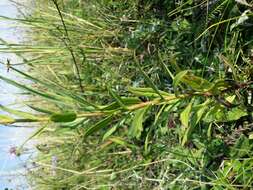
[84,115,114,137]
[135,57,164,99]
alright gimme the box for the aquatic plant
[0,0,252,189]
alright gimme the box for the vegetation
[0,0,253,189]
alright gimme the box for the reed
[0,0,252,189]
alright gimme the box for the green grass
[0,0,253,189]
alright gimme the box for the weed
[0,0,252,189]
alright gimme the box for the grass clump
[0,0,253,189]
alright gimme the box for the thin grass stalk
[51,0,84,93]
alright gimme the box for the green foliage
[0,0,252,189]
[50,112,77,123]
[84,115,114,137]
[129,106,149,139]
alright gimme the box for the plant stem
[51,0,84,93]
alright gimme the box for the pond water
[0,0,35,189]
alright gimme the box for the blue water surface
[0,0,35,189]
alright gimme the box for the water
[0,0,35,189]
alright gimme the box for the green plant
[0,0,252,189]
